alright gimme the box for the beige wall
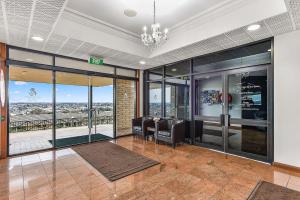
[116,79,136,136]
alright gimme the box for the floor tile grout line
[38,152,56,198]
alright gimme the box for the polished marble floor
[1,136,300,200]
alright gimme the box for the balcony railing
[9,116,113,133]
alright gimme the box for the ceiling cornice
[169,0,243,32]
[64,8,140,39]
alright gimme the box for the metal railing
[9,116,113,133]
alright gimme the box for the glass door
[194,65,271,162]
[8,66,53,155]
[194,74,224,151]
[91,76,114,139]
[55,72,90,147]
[226,67,269,161]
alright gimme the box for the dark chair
[154,119,185,148]
[132,117,155,139]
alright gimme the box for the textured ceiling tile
[211,34,237,50]
[33,11,56,24]
[265,13,294,35]
[35,1,60,18]
[289,0,300,28]
[39,0,66,9]
[5,1,31,18]
[225,28,254,45]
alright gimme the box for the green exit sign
[88,56,103,65]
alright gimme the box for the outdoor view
[9,66,114,155]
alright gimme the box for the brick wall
[116,79,136,137]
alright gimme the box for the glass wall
[148,82,162,117]
[7,47,138,155]
[144,40,273,162]
[9,66,53,155]
[55,72,89,147]
[92,76,114,138]
[165,77,190,119]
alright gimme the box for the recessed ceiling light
[31,36,44,42]
[247,24,261,31]
[139,60,146,65]
[171,68,177,72]
[124,9,137,17]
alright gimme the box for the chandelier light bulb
[143,26,147,32]
[141,0,168,47]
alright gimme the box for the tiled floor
[9,125,115,155]
[1,136,300,200]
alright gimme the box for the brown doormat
[72,141,160,181]
[248,181,300,200]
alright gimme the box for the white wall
[274,30,300,168]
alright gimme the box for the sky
[9,81,113,103]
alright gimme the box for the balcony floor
[9,125,115,155]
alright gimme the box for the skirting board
[273,162,300,173]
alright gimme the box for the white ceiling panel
[1,0,300,69]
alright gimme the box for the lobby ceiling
[67,0,228,35]
[0,0,299,69]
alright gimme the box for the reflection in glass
[165,60,190,77]
[194,120,223,150]
[228,124,267,157]
[195,75,223,117]
[149,67,163,80]
[229,70,267,120]
[193,41,271,73]
[9,66,53,155]
[149,82,162,117]
[165,77,190,119]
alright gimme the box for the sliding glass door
[8,66,53,155]
[91,76,114,138]
[55,72,89,147]
[8,66,137,154]
[194,65,271,161]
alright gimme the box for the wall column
[0,43,7,159]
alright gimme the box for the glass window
[9,49,53,65]
[116,68,136,77]
[165,76,190,119]
[9,66,53,155]
[195,75,223,117]
[91,76,114,138]
[228,124,267,157]
[165,60,190,78]
[148,82,162,117]
[55,57,115,74]
[193,41,271,73]
[228,69,268,120]
[148,67,163,80]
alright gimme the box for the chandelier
[141,0,168,47]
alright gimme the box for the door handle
[220,114,230,127]
[220,114,225,126]
[224,114,230,127]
